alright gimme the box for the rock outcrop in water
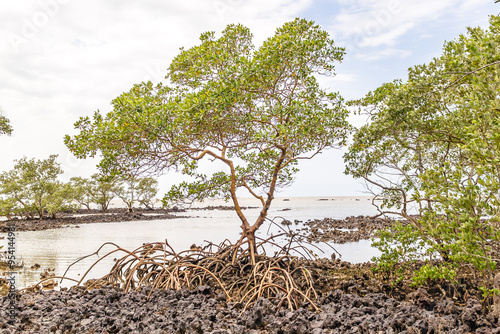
[288,216,396,244]
[0,209,177,233]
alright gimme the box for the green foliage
[114,174,159,211]
[346,15,500,288]
[90,173,119,212]
[70,175,158,211]
[411,264,457,286]
[45,182,75,218]
[114,175,137,211]
[0,155,75,219]
[70,176,94,210]
[0,197,16,219]
[0,108,12,136]
[479,286,500,300]
[136,177,158,209]
[66,19,350,253]
[371,221,424,284]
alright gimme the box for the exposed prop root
[23,219,336,311]
[101,238,317,311]
[31,229,327,312]
[19,276,80,293]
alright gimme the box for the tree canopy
[70,176,94,210]
[345,15,500,288]
[115,174,159,212]
[65,18,350,261]
[89,173,119,212]
[135,177,159,210]
[0,155,75,219]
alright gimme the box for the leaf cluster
[65,19,351,240]
[0,155,75,219]
[0,107,12,136]
[70,174,159,211]
[347,15,500,288]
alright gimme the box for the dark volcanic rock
[296,216,397,244]
[190,205,258,211]
[0,210,178,233]
[1,285,498,333]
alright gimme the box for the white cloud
[358,22,414,47]
[0,0,315,194]
[329,73,356,83]
[355,47,410,61]
[0,0,496,197]
[328,0,494,60]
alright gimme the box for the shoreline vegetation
[0,207,177,233]
[0,205,263,233]
[0,198,372,234]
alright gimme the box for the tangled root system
[36,228,325,312]
[24,219,339,312]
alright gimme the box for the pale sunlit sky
[0,0,498,198]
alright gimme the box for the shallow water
[2,196,382,289]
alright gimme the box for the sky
[0,0,498,198]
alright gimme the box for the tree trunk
[245,228,257,266]
[142,201,154,210]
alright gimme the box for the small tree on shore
[114,175,139,212]
[90,173,119,212]
[46,182,75,218]
[0,197,16,220]
[70,176,94,210]
[65,19,350,263]
[114,175,159,211]
[136,177,158,210]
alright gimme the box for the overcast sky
[0,0,498,198]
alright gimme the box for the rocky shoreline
[0,208,179,233]
[2,256,500,332]
[0,206,261,233]
[1,210,499,332]
[1,273,498,333]
[289,216,396,244]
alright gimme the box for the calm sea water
[2,197,381,289]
